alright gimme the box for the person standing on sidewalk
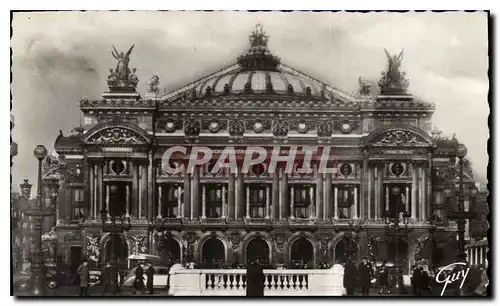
[77,259,90,296]
[378,261,390,294]
[132,263,145,295]
[358,257,373,296]
[343,258,358,296]
[145,261,155,295]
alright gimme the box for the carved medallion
[317,121,332,137]
[228,119,245,136]
[184,232,197,244]
[184,119,200,136]
[272,120,289,137]
[391,163,404,177]
[208,120,221,133]
[340,163,353,177]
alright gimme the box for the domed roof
[162,24,355,103]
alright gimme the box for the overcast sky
[11,11,489,192]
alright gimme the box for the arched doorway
[246,237,270,265]
[201,237,225,266]
[387,238,409,274]
[157,234,181,264]
[103,234,128,266]
[333,237,358,265]
[290,238,314,268]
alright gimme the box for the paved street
[14,286,171,297]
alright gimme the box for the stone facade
[44,25,482,274]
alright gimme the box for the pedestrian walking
[246,258,265,296]
[343,258,358,296]
[419,267,431,296]
[378,261,390,294]
[411,265,421,296]
[77,258,90,296]
[132,263,145,295]
[145,261,155,295]
[358,257,373,296]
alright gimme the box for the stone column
[147,153,155,221]
[236,167,244,219]
[324,173,331,220]
[192,166,200,219]
[132,163,139,219]
[89,163,94,219]
[368,166,373,219]
[427,152,433,220]
[221,185,226,219]
[266,185,270,219]
[177,186,182,218]
[309,186,314,218]
[126,185,130,217]
[379,165,384,219]
[282,168,288,220]
[201,184,206,219]
[374,167,379,220]
[272,169,279,219]
[141,164,148,219]
[93,164,98,219]
[228,171,235,220]
[411,163,417,220]
[353,186,358,219]
[290,185,295,219]
[405,186,410,212]
[105,184,110,218]
[246,185,250,219]
[184,170,191,219]
[419,167,424,220]
[385,185,389,213]
[97,162,104,220]
[361,155,368,219]
[157,185,162,219]
[316,172,323,219]
[138,165,142,219]
[333,185,338,220]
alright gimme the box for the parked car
[14,269,58,291]
[122,266,170,289]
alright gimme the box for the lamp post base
[30,263,47,296]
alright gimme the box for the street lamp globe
[33,145,48,160]
[456,143,467,158]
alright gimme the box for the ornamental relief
[184,119,201,136]
[272,119,289,137]
[228,119,245,136]
[202,119,228,133]
[85,235,100,263]
[290,120,316,134]
[86,127,148,145]
[317,121,333,137]
[129,234,148,254]
[374,130,428,146]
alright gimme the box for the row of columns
[84,160,432,222]
[88,160,149,220]
[365,162,431,220]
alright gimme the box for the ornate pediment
[364,126,434,148]
[84,125,150,146]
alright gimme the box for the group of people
[76,258,157,296]
[343,256,375,296]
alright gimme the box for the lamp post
[23,145,56,296]
[445,143,477,264]
[385,210,412,294]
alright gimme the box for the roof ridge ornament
[378,48,410,95]
[237,24,280,71]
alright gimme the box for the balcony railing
[169,266,345,296]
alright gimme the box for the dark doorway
[201,237,225,266]
[157,234,181,264]
[388,184,408,218]
[103,234,128,265]
[109,182,128,217]
[387,238,409,274]
[334,237,357,264]
[290,238,314,268]
[69,247,82,272]
[246,238,269,264]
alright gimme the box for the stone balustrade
[169,265,345,296]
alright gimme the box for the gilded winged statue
[111,45,135,80]
[384,48,404,80]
